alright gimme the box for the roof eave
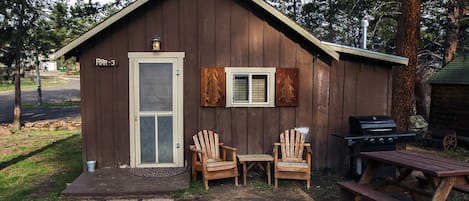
[321,42,409,66]
[53,0,150,60]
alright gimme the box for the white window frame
[225,67,276,107]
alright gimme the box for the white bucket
[86,160,96,172]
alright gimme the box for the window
[225,67,275,107]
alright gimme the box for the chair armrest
[220,145,237,151]
[273,143,280,164]
[189,145,207,170]
[190,147,205,154]
[220,144,237,161]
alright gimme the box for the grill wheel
[443,134,457,151]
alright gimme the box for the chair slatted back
[280,129,305,162]
[193,130,220,162]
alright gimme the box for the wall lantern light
[152,35,161,51]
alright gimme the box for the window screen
[251,75,267,102]
[233,75,248,102]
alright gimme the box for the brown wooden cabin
[429,54,469,143]
[54,0,408,173]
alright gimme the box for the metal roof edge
[250,0,340,60]
[321,42,409,65]
[429,80,469,85]
[53,0,150,60]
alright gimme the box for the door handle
[176,143,180,148]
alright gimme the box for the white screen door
[129,52,184,168]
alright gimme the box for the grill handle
[367,128,393,132]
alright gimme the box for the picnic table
[359,150,469,201]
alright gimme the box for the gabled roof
[429,54,469,85]
[53,0,407,65]
[322,42,409,65]
[54,0,341,60]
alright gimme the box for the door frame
[128,52,185,168]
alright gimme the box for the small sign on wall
[95,58,118,67]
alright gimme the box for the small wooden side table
[237,154,274,185]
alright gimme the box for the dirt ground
[166,165,343,201]
[75,143,469,201]
[177,179,316,201]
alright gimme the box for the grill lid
[349,115,397,135]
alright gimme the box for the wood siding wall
[78,0,393,171]
[430,85,469,139]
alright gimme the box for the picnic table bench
[343,150,469,201]
[454,184,469,193]
[338,181,400,201]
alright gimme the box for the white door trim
[129,52,185,168]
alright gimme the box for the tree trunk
[444,0,466,64]
[392,0,421,132]
[13,16,24,131]
[13,47,21,131]
[35,55,42,105]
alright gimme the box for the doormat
[130,167,188,177]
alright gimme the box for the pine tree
[392,0,421,131]
[0,0,52,130]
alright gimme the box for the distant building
[39,54,57,71]
[429,54,469,143]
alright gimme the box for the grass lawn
[0,130,82,201]
[0,77,66,92]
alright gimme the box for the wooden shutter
[276,68,299,107]
[201,67,225,107]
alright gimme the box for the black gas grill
[341,115,416,177]
[346,116,415,148]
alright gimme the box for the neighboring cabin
[429,54,469,143]
[54,0,408,172]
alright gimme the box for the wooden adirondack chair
[189,130,238,190]
[273,129,312,189]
